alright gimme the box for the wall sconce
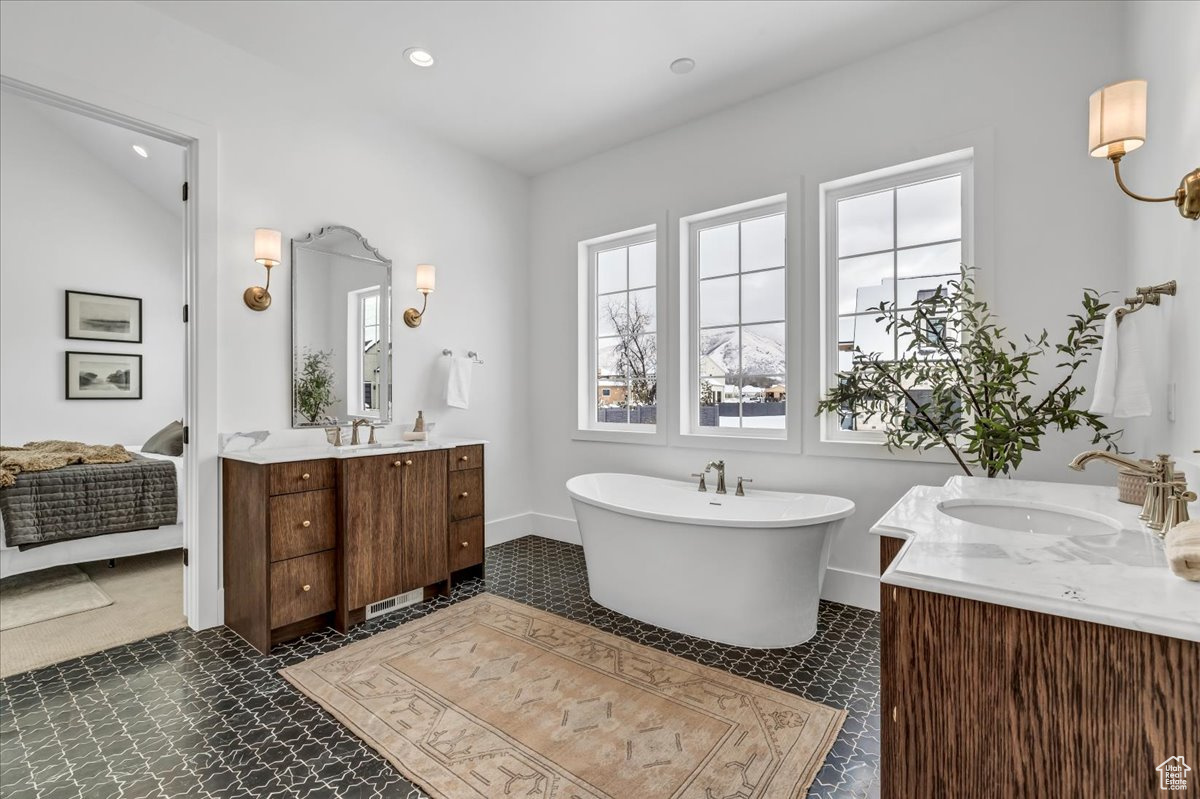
[1088,79,1199,220]
[403,263,436,327]
[244,228,282,311]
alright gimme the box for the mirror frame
[290,225,392,427]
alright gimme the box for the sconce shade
[416,263,436,293]
[1088,80,1147,158]
[254,228,282,267]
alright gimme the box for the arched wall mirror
[291,225,392,427]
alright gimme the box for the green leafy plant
[294,348,338,425]
[816,266,1121,477]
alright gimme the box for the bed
[0,446,184,579]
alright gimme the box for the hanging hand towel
[445,356,473,409]
[1088,308,1151,418]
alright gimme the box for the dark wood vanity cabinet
[222,443,485,654]
[879,534,1199,798]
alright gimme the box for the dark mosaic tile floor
[0,536,880,798]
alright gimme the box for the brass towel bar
[1114,280,1176,325]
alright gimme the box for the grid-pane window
[823,152,971,437]
[360,292,381,411]
[590,233,656,428]
[688,199,787,435]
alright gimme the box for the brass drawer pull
[301,472,311,480]
[302,520,311,528]
[460,491,470,498]
[461,541,469,548]
[891,705,898,722]
[460,455,470,462]
[394,460,402,467]
[302,584,312,592]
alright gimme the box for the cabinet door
[400,450,448,592]
[341,454,404,609]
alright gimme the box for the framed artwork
[65,290,142,343]
[65,351,143,400]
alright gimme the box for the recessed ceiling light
[404,47,435,68]
[131,144,149,158]
[670,57,695,75]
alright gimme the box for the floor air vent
[366,588,424,620]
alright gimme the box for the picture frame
[65,351,143,400]
[65,290,142,343]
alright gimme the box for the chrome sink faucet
[706,460,727,495]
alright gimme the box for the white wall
[1124,0,1200,481]
[0,95,184,445]
[0,0,533,525]
[527,1,1133,608]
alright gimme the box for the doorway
[0,77,210,675]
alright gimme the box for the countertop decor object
[816,265,1120,477]
[1165,519,1200,581]
[1088,79,1199,220]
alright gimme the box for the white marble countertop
[871,476,1200,642]
[219,437,487,465]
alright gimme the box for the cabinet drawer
[269,459,335,495]
[449,469,484,521]
[270,489,336,561]
[270,551,335,629]
[450,517,484,572]
[450,445,483,471]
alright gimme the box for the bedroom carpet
[282,593,847,799]
[0,565,112,631]
[0,549,185,678]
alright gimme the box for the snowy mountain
[700,327,785,376]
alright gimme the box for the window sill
[673,429,793,454]
[805,434,961,465]
[573,427,664,446]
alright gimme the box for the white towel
[445,357,473,409]
[1089,308,1150,418]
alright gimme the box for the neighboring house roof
[699,355,725,377]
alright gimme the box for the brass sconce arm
[1110,156,1180,203]
[403,291,429,328]
[243,265,273,311]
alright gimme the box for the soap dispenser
[414,410,425,433]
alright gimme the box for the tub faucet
[706,460,726,495]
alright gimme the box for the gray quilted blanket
[0,453,178,549]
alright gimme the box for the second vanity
[221,438,486,654]
[873,476,1200,798]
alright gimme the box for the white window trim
[347,285,383,419]
[574,224,665,444]
[817,148,974,451]
[678,195,789,443]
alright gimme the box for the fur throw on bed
[0,441,132,488]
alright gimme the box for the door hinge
[182,303,189,323]
[182,181,189,202]
[182,549,189,567]
[182,425,189,445]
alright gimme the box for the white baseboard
[494,512,879,612]
[821,567,880,612]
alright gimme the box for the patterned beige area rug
[282,594,846,798]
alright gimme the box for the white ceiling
[8,92,186,217]
[147,0,1007,175]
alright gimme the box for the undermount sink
[937,499,1121,536]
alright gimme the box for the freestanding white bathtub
[566,472,855,648]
